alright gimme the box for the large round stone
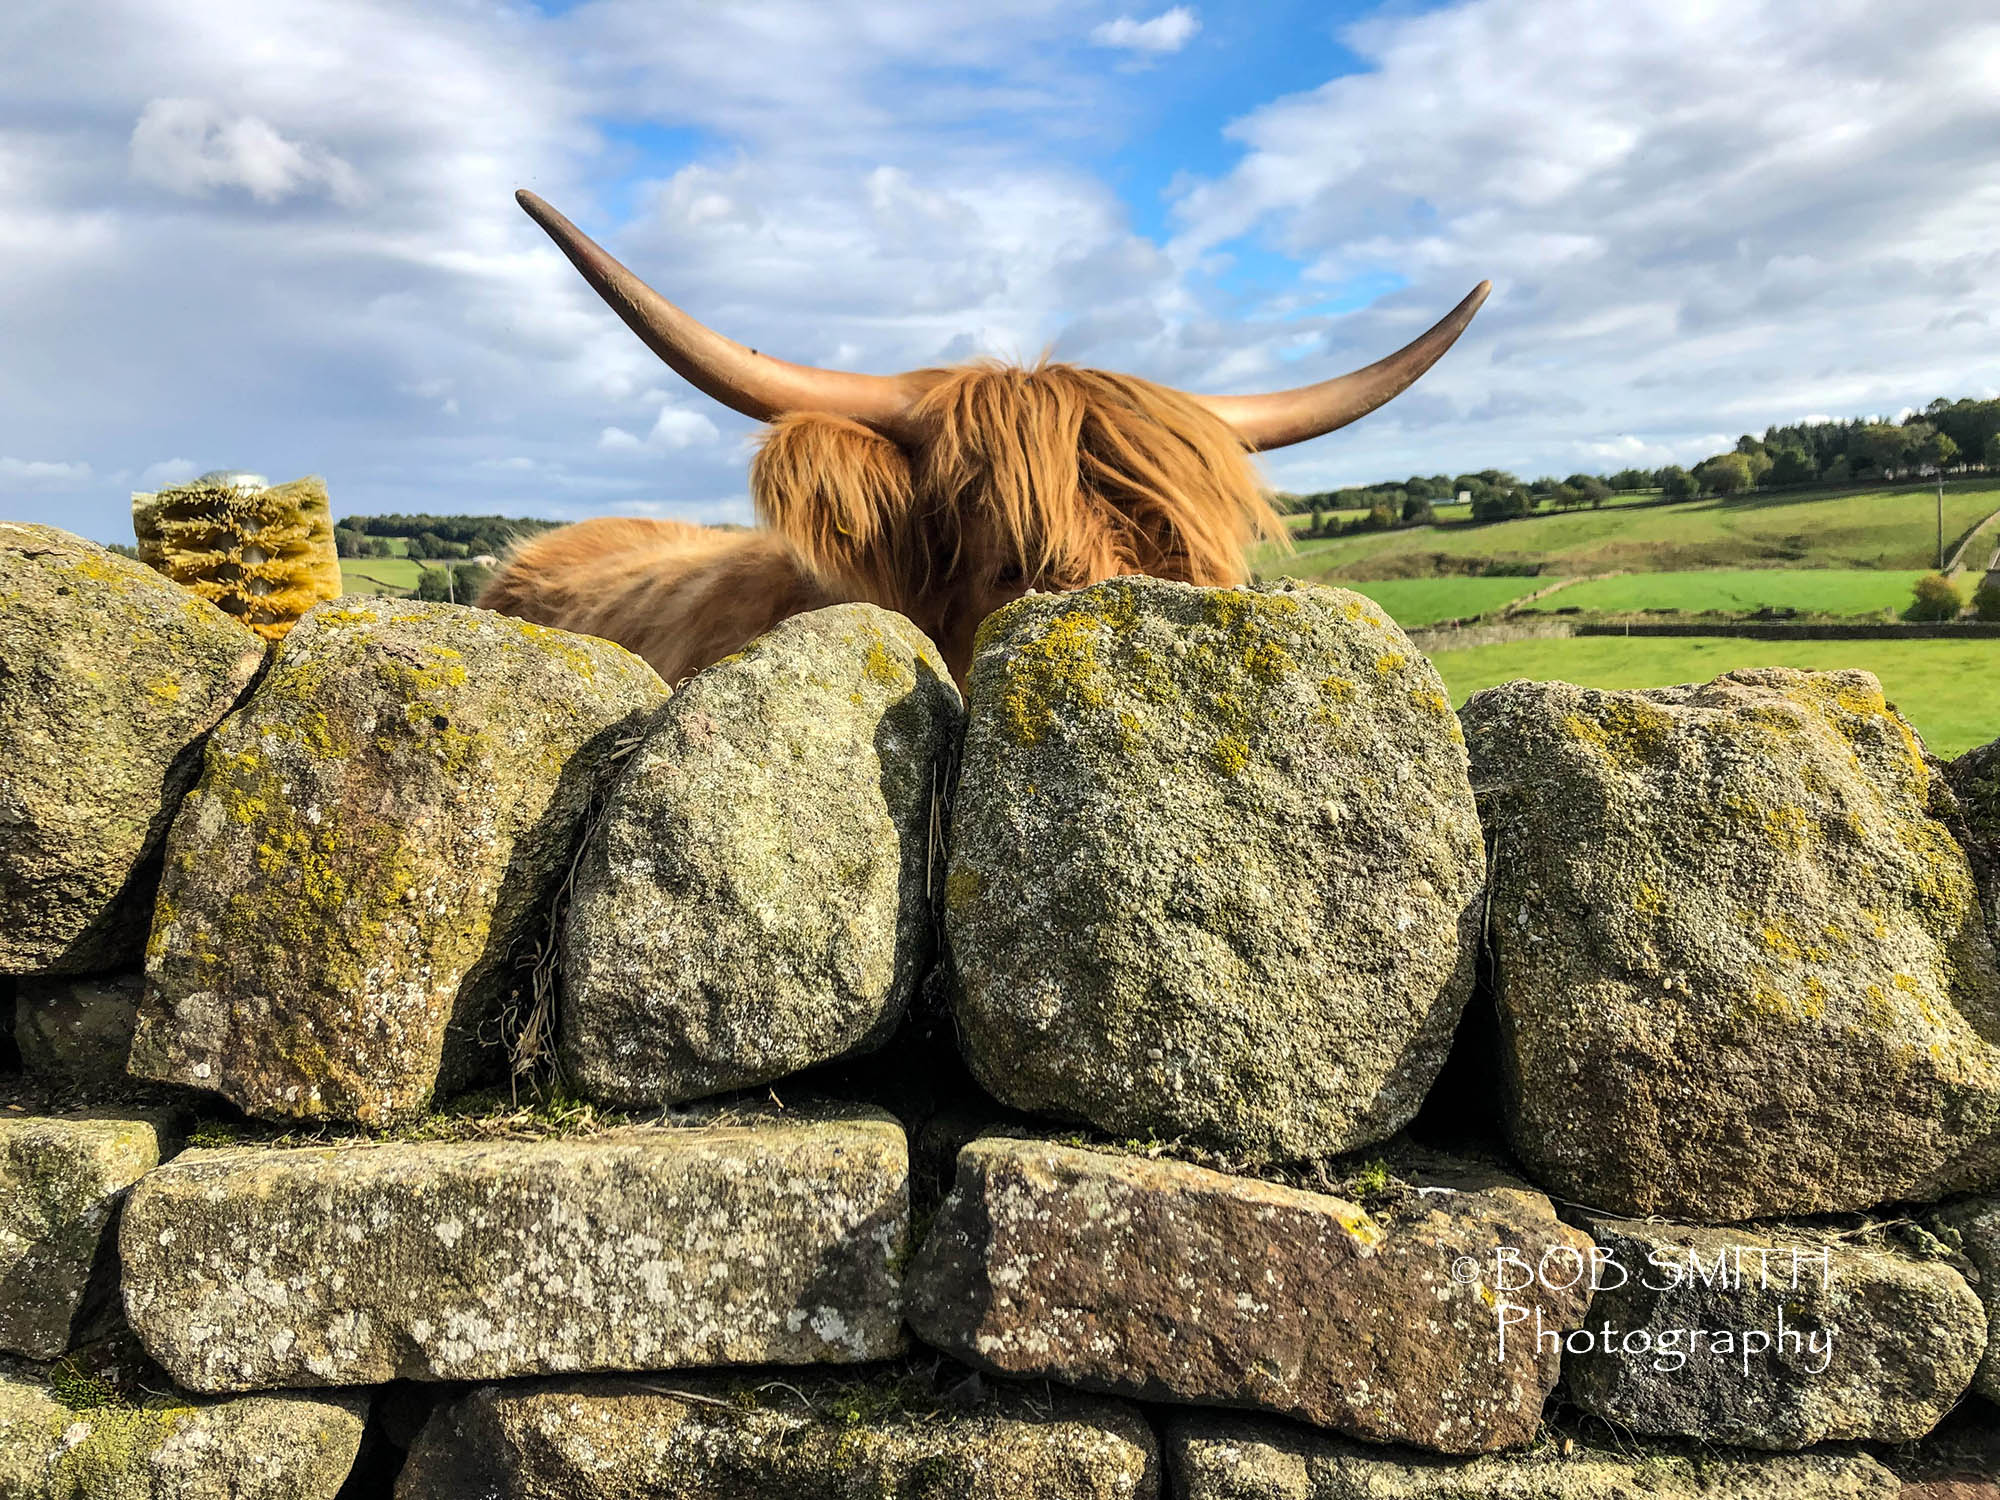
[1463,669,2000,1219]
[128,599,668,1125]
[0,524,264,975]
[945,577,1484,1160]
[562,605,962,1105]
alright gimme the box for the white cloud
[649,407,720,449]
[138,458,200,486]
[130,98,361,204]
[1091,8,1199,54]
[4,0,1999,535]
[0,457,92,488]
[1164,0,2000,487]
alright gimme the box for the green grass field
[1429,636,2000,757]
[339,558,423,595]
[1322,576,1549,626]
[1255,482,2000,582]
[1516,568,1930,618]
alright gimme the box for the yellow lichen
[1763,805,1814,854]
[1211,734,1252,777]
[944,866,983,914]
[862,638,908,688]
[1631,879,1669,919]
[997,610,1114,746]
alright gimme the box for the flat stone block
[121,1107,907,1391]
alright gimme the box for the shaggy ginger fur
[480,362,1285,685]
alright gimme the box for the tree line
[332,513,558,560]
[1286,396,2000,533]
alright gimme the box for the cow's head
[519,190,1487,670]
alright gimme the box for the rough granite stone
[0,1112,179,1360]
[128,597,669,1126]
[1950,736,2000,946]
[0,1363,365,1499]
[1462,670,2000,1219]
[563,604,963,1106]
[396,1371,1159,1499]
[0,523,265,976]
[1932,1192,2000,1401]
[1563,1216,1985,1447]
[945,577,1485,1160]
[1166,1412,1900,1499]
[905,1137,1592,1454]
[14,973,141,1088]
[120,1107,908,1392]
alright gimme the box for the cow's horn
[517,190,934,430]
[1194,281,1492,451]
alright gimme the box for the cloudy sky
[4,0,1997,541]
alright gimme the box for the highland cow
[483,190,1488,685]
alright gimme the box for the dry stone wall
[2,523,1999,1495]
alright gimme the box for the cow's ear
[751,413,915,604]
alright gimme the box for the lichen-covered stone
[1932,1191,2000,1401]
[1950,735,2000,946]
[14,974,141,1088]
[0,1112,179,1359]
[563,604,962,1106]
[1564,1216,1985,1447]
[396,1370,1158,1499]
[906,1137,1591,1454]
[0,1363,365,1499]
[0,524,265,976]
[120,1107,907,1391]
[945,578,1484,1160]
[1166,1412,1899,1499]
[1462,670,2000,1219]
[128,598,669,1126]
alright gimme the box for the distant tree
[1607,468,1653,491]
[1734,434,1765,455]
[333,527,367,558]
[1908,572,1963,621]
[1766,447,1815,487]
[414,566,454,603]
[1975,575,2000,622]
[453,561,495,600]
[1363,503,1397,531]
[1471,488,1531,522]
[1986,432,2000,471]
[1658,465,1698,501]
[1401,495,1434,525]
[1696,453,1755,495]
[1744,449,1774,485]
[104,542,140,559]
[1309,504,1325,536]
[1854,423,1914,478]
[1565,475,1611,507]
[1403,475,1436,501]
[1921,432,1959,473]
[1820,455,1853,484]
[1924,398,2000,470]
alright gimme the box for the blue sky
[3,0,1998,541]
